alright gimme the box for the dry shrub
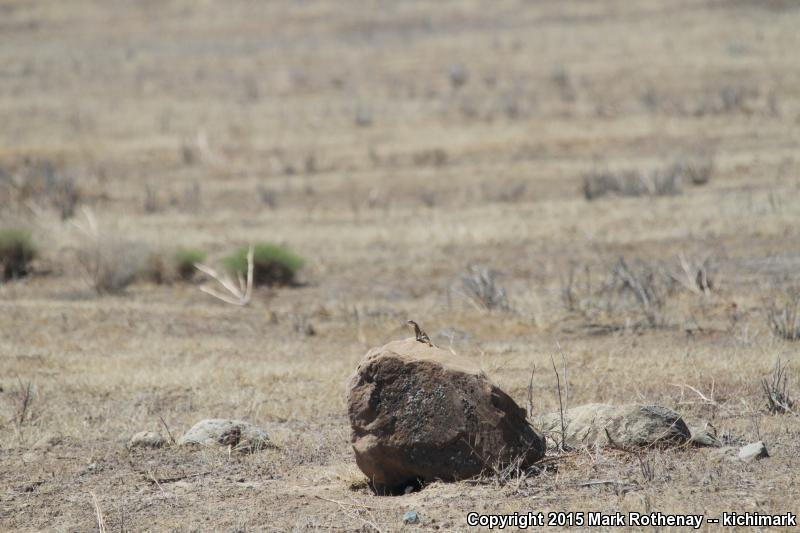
[140,249,169,285]
[766,291,800,341]
[78,237,148,293]
[4,158,81,219]
[453,264,510,312]
[73,211,147,293]
[670,253,716,295]
[257,184,279,209]
[483,181,527,203]
[412,148,448,167]
[583,153,713,201]
[583,169,681,200]
[762,358,793,414]
[673,153,714,186]
[448,63,469,89]
[12,379,35,432]
[560,258,675,329]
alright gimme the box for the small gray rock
[128,431,167,449]
[738,441,768,462]
[179,419,271,453]
[403,511,420,525]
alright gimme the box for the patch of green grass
[0,229,37,280]
[224,243,304,287]
[175,248,207,281]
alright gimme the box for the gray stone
[738,441,768,462]
[711,441,769,463]
[128,431,167,449]
[179,419,271,453]
[539,403,691,449]
[403,511,420,525]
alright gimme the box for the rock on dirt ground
[539,403,691,449]
[128,431,167,449]
[713,441,769,462]
[347,338,545,493]
[738,441,769,461]
[178,419,272,453]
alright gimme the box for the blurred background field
[1,1,799,531]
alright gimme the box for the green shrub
[175,248,207,281]
[224,243,304,287]
[0,229,36,280]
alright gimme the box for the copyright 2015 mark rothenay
[465,510,798,529]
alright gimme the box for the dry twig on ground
[195,245,254,306]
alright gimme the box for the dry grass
[1,0,800,530]
[767,292,800,341]
[762,358,794,414]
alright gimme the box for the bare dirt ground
[1,0,800,531]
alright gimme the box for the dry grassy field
[2,0,800,531]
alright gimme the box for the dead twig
[672,253,714,296]
[195,245,254,306]
[670,383,718,406]
[527,365,535,420]
[158,415,177,445]
[574,479,623,488]
[90,491,107,533]
[313,495,390,511]
[14,378,34,431]
[638,453,656,483]
[313,495,385,532]
[550,353,568,452]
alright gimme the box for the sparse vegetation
[0,228,36,280]
[12,378,35,433]
[73,210,147,294]
[560,258,674,329]
[454,264,510,312]
[583,153,713,201]
[766,292,800,341]
[9,158,81,219]
[762,358,793,414]
[143,184,160,213]
[78,237,147,293]
[674,153,714,186]
[141,250,169,285]
[224,243,304,287]
[671,253,715,295]
[583,169,680,200]
[256,184,278,209]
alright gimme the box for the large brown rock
[347,339,545,492]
